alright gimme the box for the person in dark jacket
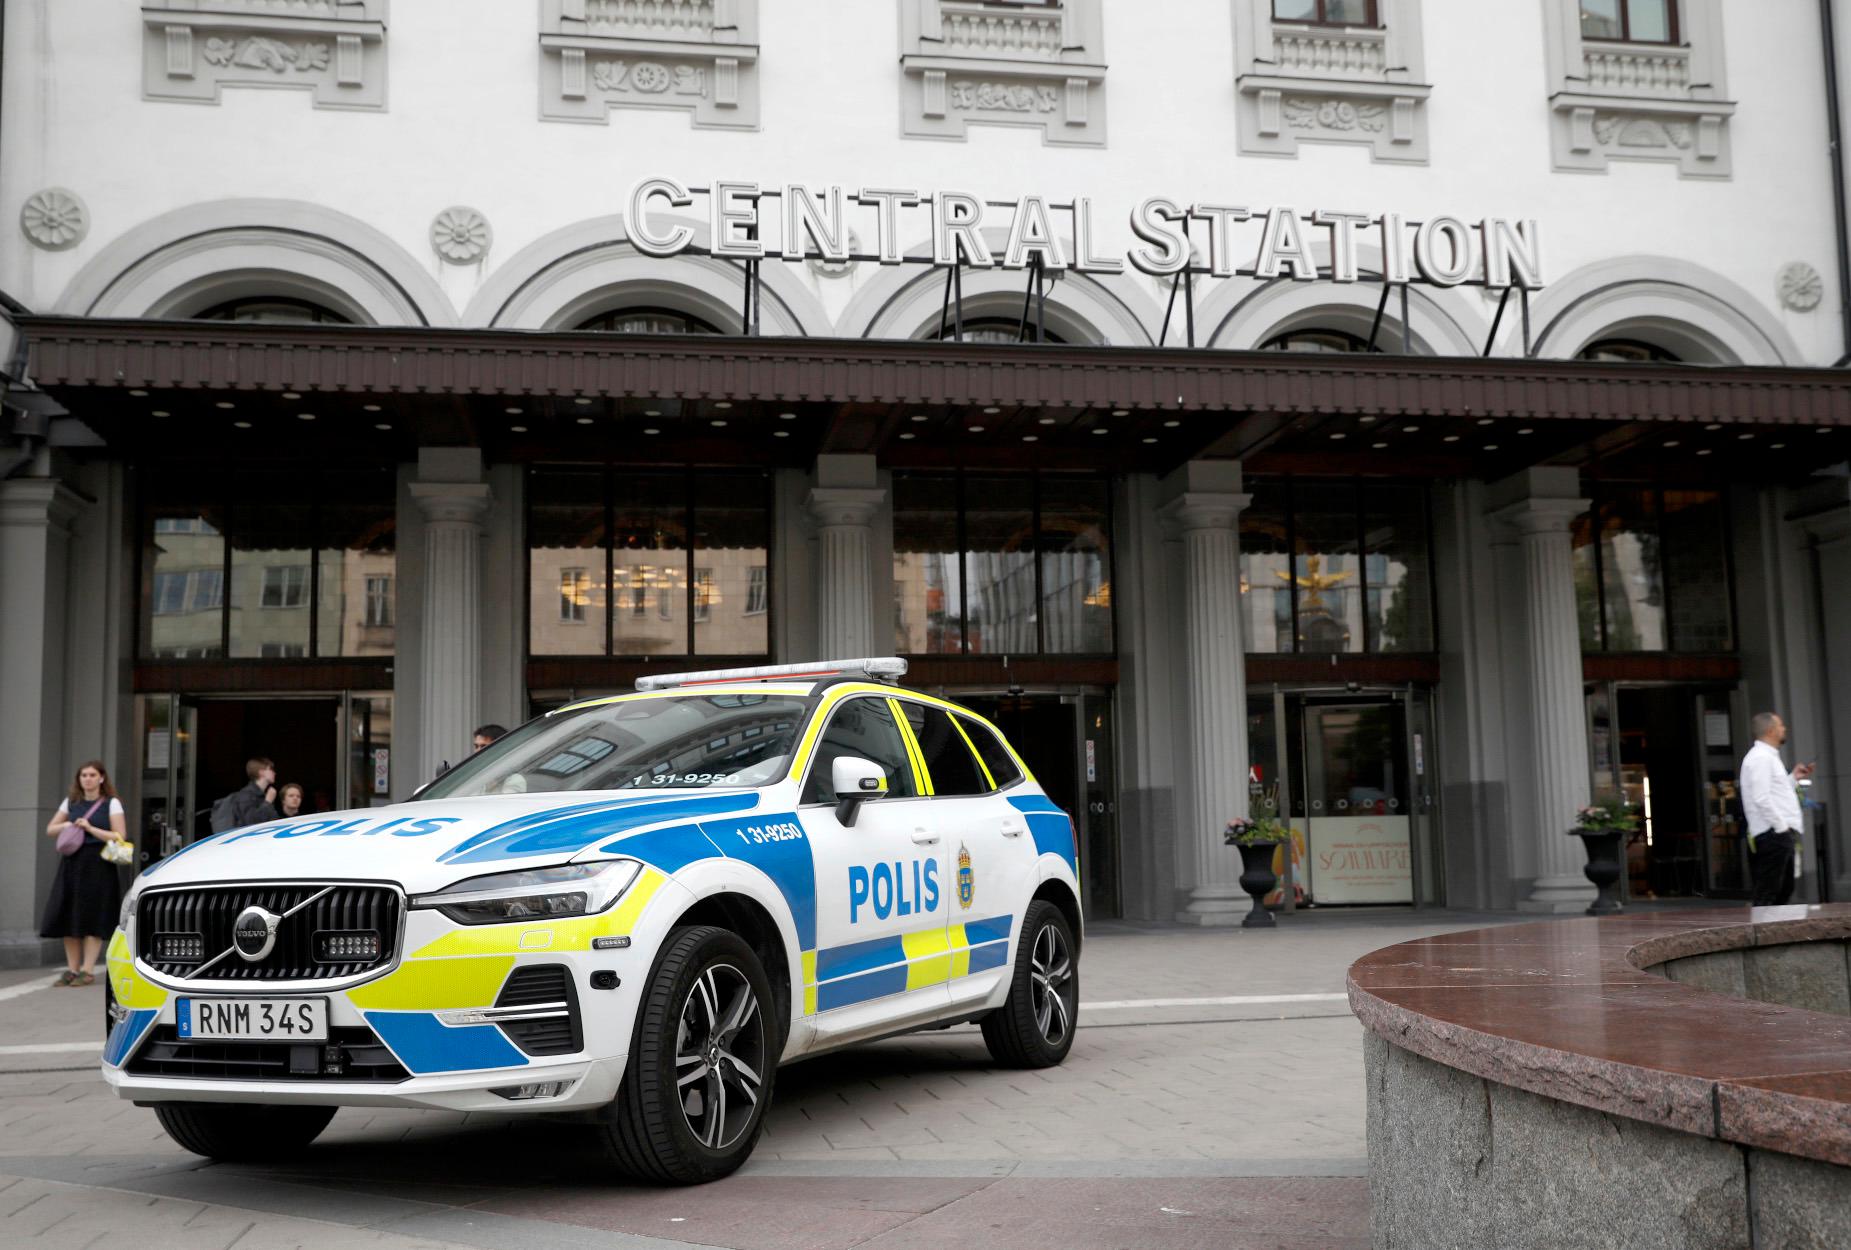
[213,757,278,831]
[41,760,128,987]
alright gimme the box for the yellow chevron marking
[345,955,514,1011]
[948,716,997,789]
[906,955,953,990]
[902,927,952,959]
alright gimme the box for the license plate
[177,997,328,1042]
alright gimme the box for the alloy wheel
[673,962,766,1151]
[1028,923,1073,1047]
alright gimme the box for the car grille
[125,1023,409,1083]
[496,964,581,1057]
[138,884,400,981]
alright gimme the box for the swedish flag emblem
[957,843,973,909]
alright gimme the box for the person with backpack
[40,760,129,987]
[210,757,279,834]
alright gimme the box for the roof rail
[634,657,908,693]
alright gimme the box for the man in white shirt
[1739,712,1814,906]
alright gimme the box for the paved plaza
[0,912,1519,1250]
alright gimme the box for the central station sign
[628,177,1545,290]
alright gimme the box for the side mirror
[832,757,888,827]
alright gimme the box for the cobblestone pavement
[0,911,1521,1250]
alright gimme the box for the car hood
[133,790,765,896]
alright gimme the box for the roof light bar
[634,657,908,693]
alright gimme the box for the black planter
[1235,841,1282,929]
[1575,830,1625,916]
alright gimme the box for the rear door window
[898,702,989,796]
[958,717,1023,789]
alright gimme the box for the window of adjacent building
[527,468,772,659]
[898,702,990,796]
[893,471,1114,656]
[1240,477,1435,654]
[1578,338,1680,364]
[137,468,394,660]
[560,569,591,623]
[1579,0,1676,44]
[1273,0,1378,27]
[1574,484,1733,653]
[193,297,352,325]
[1262,328,1381,354]
[574,308,722,335]
[929,317,1069,346]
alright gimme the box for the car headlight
[409,859,642,926]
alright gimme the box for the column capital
[0,477,87,534]
[1489,494,1589,537]
[1160,490,1252,535]
[410,480,492,526]
[806,486,885,528]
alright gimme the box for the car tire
[154,1103,337,1161]
[600,925,778,1185]
[980,900,1079,1069]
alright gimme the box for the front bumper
[101,874,674,1112]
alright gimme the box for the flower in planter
[1225,815,1291,846]
[1571,797,1639,835]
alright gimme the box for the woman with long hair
[40,760,128,987]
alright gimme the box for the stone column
[0,477,85,965]
[410,477,491,779]
[805,455,884,660]
[1162,474,1253,925]
[1492,476,1597,912]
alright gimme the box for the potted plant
[1225,815,1292,929]
[1572,798,1638,916]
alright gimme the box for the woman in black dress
[40,760,128,987]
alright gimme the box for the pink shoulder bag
[56,799,104,857]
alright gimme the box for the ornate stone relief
[141,1,388,111]
[431,207,491,266]
[1231,0,1430,164]
[897,1,1107,147]
[1777,262,1823,313]
[540,0,759,130]
[1542,0,1733,178]
[20,188,89,251]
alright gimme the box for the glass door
[1287,697,1416,905]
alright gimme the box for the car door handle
[1000,820,1025,838]
[911,827,940,845]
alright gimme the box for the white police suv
[103,659,1082,1183]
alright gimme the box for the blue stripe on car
[815,965,910,1012]
[963,915,1014,945]
[967,940,1010,974]
[815,934,906,980]
[696,814,817,950]
[364,1012,530,1073]
[102,1009,157,1066]
[444,794,760,865]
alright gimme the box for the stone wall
[1658,939,1851,1017]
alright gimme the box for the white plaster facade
[4,0,1851,963]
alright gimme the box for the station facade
[5,0,1851,962]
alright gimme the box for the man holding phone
[1739,712,1814,906]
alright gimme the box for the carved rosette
[20,188,88,251]
[1233,1,1431,165]
[1777,263,1824,313]
[140,2,389,112]
[540,0,760,130]
[431,207,492,265]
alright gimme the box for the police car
[103,659,1082,1183]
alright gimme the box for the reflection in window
[230,498,312,658]
[805,698,920,804]
[1579,0,1674,44]
[144,508,226,657]
[261,565,308,609]
[892,472,1113,656]
[929,317,1069,346]
[526,468,771,659]
[1575,484,1733,653]
[1273,0,1377,25]
[1240,478,1434,654]
[316,479,396,658]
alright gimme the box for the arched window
[1261,328,1380,354]
[193,297,351,325]
[575,308,722,335]
[1578,338,1681,364]
[929,317,1068,346]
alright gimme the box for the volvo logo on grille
[232,906,281,962]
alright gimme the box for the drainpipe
[1821,0,1851,364]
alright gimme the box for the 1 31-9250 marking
[732,821,805,845]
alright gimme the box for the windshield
[418,694,812,799]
